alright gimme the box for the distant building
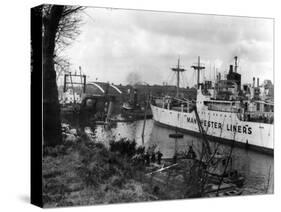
[263,80,274,98]
[60,88,81,104]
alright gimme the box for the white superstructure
[150,56,274,154]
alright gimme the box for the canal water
[94,119,274,195]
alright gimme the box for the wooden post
[83,75,86,93]
[141,95,149,146]
[63,74,67,92]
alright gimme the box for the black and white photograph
[31,3,274,208]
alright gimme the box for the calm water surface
[94,119,274,195]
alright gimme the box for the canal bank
[93,119,274,195]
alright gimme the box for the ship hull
[151,104,274,155]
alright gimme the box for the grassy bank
[42,133,156,207]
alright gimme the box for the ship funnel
[253,77,256,87]
[234,56,238,72]
[229,65,234,73]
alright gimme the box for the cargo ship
[150,56,274,154]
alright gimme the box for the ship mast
[191,56,205,89]
[171,57,186,97]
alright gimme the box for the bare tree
[42,5,83,147]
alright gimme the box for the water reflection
[94,119,273,194]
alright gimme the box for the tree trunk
[43,6,64,147]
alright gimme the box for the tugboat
[121,87,152,120]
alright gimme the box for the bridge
[85,81,128,96]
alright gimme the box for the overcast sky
[62,7,273,87]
